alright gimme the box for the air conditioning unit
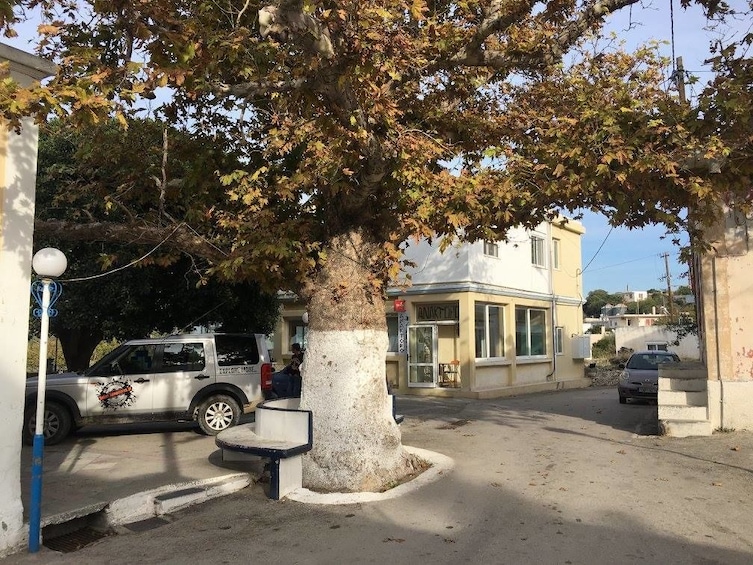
[571,335,592,359]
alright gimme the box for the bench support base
[270,455,303,500]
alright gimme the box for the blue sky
[579,1,750,294]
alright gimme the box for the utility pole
[662,252,675,321]
[674,57,687,104]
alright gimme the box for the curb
[287,446,454,505]
[40,473,253,532]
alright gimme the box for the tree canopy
[33,118,280,371]
[1,0,749,294]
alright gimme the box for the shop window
[516,307,547,357]
[531,235,545,267]
[288,320,308,350]
[387,315,399,352]
[475,303,504,358]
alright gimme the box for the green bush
[591,333,615,359]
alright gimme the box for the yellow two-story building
[274,218,591,399]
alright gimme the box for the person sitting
[271,343,304,398]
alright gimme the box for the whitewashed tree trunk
[299,231,418,492]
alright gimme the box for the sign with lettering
[397,312,409,353]
[416,302,459,322]
[393,299,406,312]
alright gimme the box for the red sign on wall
[393,299,406,312]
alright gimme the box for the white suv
[24,333,274,445]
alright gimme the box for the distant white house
[622,290,648,302]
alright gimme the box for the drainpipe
[546,222,557,381]
[712,255,725,428]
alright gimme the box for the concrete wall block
[658,377,708,392]
[659,390,708,406]
[659,419,713,437]
[658,404,708,421]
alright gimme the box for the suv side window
[90,344,158,376]
[161,342,206,372]
[215,335,260,366]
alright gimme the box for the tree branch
[450,0,641,70]
[34,219,229,265]
[215,78,307,98]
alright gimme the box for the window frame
[515,306,548,357]
[552,238,561,270]
[554,326,564,356]
[288,320,308,351]
[475,302,505,359]
[483,240,499,258]
[531,235,545,267]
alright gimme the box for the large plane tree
[1,0,748,491]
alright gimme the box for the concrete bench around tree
[216,395,403,499]
[215,398,313,500]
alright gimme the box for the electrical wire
[581,226,613,274]
[59,223,186,283]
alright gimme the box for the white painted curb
[287,446,454,505]
[105,473,251,525]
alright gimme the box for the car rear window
[215,335,260,366]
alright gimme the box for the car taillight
[261,363,273,391]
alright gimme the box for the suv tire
[197,395,241,435]
[23,401,72,446]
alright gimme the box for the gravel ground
[586,361,622,387]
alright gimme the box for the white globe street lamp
[28,247,66,553]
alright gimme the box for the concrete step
[658,404,708,421]
[659,419,713,437]
[658,377,707,392]
[658,390,708,406]
[659,362,708,381]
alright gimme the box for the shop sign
[397,312,409,353]
[416,302,459,322]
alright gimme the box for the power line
[586,251,681,273]
[581,226,613,274]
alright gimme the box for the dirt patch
[379,456,431,492]
[437,419,472,430]
[586,361,623,387]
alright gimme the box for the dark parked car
[618,350,681,404]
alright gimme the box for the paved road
[7,387,753,564]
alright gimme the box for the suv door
[150,339,213,416]
[86,343,156,418]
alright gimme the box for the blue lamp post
[28,247,66,553]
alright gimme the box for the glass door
[408,325,437,387]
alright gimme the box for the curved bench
[216,398,312,500]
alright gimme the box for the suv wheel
[197,395,241,435]
[23,402,72,446]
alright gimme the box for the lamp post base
[28,433,44,553]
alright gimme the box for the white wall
[0,120,40,556]
[615,326,700,360]
[0,43,55,556]
[403,225,552,294]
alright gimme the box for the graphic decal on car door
[97,380,136,409]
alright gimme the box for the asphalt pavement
[6,387,753,564]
